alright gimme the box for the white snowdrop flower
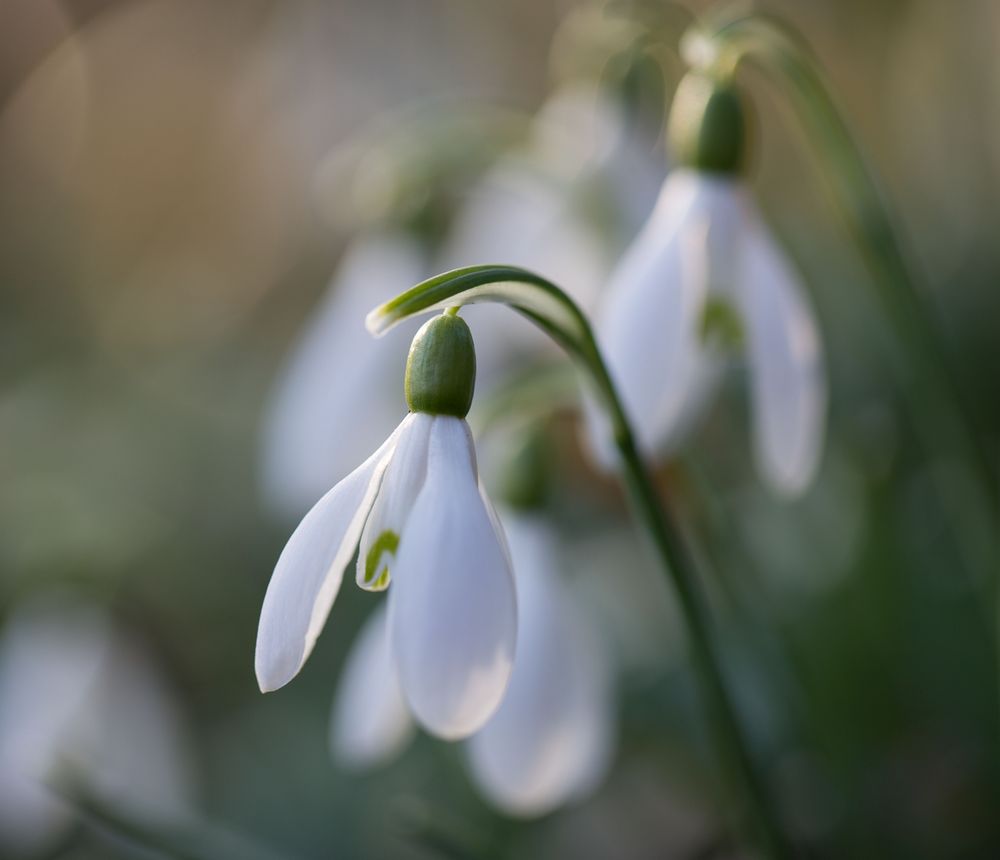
[260,231,425,519]
[256,312,517,740]
[592,72,827,497]
[0,594,196,856]
[330,512,615,817]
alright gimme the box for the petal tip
[254,649,300,694]
[364,306,391,337]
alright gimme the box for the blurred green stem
[591,343,791,860]
[690,12,997,583]
[369,266,792,858]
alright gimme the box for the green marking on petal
[700,296,744,351]
[364,530,400,585]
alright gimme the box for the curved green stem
[369,266,791,858]
[689,12,997,580]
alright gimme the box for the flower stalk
[368,266,791,858]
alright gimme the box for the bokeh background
[1,0,998,857]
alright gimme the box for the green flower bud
[405,311,476,418]
[668,72,747,174]
[495,425,553,511]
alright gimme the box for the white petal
[259,231,423,519]
[740,212,827,496]
[355,413,434,591]
[255,420,407,693]
[389,417,517,739]
[590,170,742,466]
[330,604,414,769]
[466,514,614,817]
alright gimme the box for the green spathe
[668,71,746,174]
[405,311,477,417]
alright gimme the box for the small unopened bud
[405,311,476,418]
[668,72,747,174]
[495,425,552,511]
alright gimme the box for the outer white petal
[355,413,433,591]
[389,417,517,740]
[588,171,702,462]
[588,170,745,468]
[255,419,408,693]
[466,514,614,817]
[260,231,422,519]
[740,212,827,496]
[330,604,414,769]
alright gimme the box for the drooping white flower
[260,230,424,519]
[256,312,517,739]
[592,73,826,497]
[330,511,615,817]
[0,594,196,856]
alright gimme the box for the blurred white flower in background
[330,601,414,769]
[466,512,615,817]
[440,83,664,377]
[331,510,616,818]
[0,594,197,857]
[260,231,425,519]
[257,384,517,739]
[592,167,827,497]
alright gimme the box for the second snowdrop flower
[255,311,517,739]
[594,71,827,496]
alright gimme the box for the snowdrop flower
[592,72,827,496]
[256,312,517,739]
[0,594,196,856]
[330,511,615,817]
[260,231,424,518]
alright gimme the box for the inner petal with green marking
[700,296,744,351]
[364,530,399,590]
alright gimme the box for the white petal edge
[388,417,517,740]
[740,211,827,496]
[466,513,615,817]
[355,413,433,591]
[255,418,409,693]
[330,603,414,769]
